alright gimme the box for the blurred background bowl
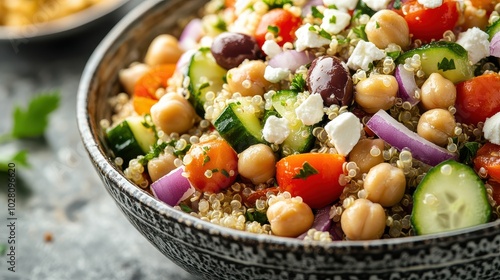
[0,0,127,42]
[77,0,500,279]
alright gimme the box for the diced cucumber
[187,47,227,117]
[271,90,315,155]
[213,102,265,153]
[106,116,156,165]
[486,19,500,40]
[411,160,491,236]
[396,41,473,83]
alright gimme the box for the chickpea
[417,109,456,146]
[355,74,398,114]
[365,10,410,50]
[267,197,314,237]
[458,3,489,31]
[341,198,386,240]
[227,60,271,97]
[147,153,177,182]
[150,92,197,134]
[144,34,183,66]
[349,139,385,175]
[364,163,406,207]
[118,63,151,94]
[420,73,457,111]
[238,144,276,184]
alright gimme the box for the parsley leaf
[291,73,306,92]
[437,57,456,71]
[179,203,192,213]
[293,161,319,179]
[263,0,293,9]
[459,142,480,166]
[352,24,367,41]
[9,92,60,139]
[393,0,402,9]
[0,150,29,172]
[245,210,268,224]
[311,6,323,19]
[267,25,279,36]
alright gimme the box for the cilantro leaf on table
[10,92,60,139]
[0,150,29,172]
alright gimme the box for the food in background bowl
[77,0,500,278]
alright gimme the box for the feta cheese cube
[362,0,391,11]
[323,0,358,11]
[346,40,386,71]
[262,40,282,58]
[295,94,325,125]
[417,0,443,8]
[321,9,351,35]
[483,112,500,145]
[295,23,331,52]
[456,27,490,64]
[263,116,290,144]
[324,112,361,156]
[264,66,291,83]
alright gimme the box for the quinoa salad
[103,0,500,241]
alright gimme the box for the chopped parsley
[329,15,337,24]
[221,169,230,178]
[214,17,227,32]
[393,0,402,9]
[245,210,268,224]
[375,21,380,29]
[311,6,323,19]
[459,141,480,166]
[291,73,307,92]
[318,28,332,40]
[293,162,319,179]
[352,24,367,41]
[437,57,456,71]
[267,25,279,36]
[179,203,192,213]
[263,0,293,9]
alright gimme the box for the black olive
[306,56,353,107]
[210,32,262,70]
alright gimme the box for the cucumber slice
[396,41,473,83]
[213,102,265,153]
[106,116,156,164]
[187,47,227,117]
[271,90,315,155]
[486,19,500,40]
[411,160,491,235]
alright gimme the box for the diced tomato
[254,8,302,47]
[184,138,238,193]
[455,73,500,125]
[399,0,459,43]
[486,180,500,206]
[133,64,176,115]
[474,142,500,183]
[242,186,280,207]
[276,153,346,209]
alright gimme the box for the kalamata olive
[211,32,262,70]
[306,56,353,107]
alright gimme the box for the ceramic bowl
[77,0,500,279]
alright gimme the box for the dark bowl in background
[77,0,500,279]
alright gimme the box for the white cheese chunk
[262,40,282,58]
[295,23,331,52]
[456,27,490,64]
[263,116,290,144]
[362,0,391,11]
[346,40,386,71]
[324,112,362,156]
[323,0,358,11]
[295,94,325,126]
[320,9,351,35]
[264,66,290,83]
[417,0,443,8]
[483,112,500,145]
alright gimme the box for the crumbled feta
[362,0,391,11]
[262,40,282,58]
[323,0,358,11]
[263,116,290,144]
[456,27,490,64]
[417,0,443,8]
[346,40,386,71]
[295,23,331,52]
[324,112,361,156]
[295,94,325,125]
[320,9,351,35]
[264,66,290,83]
[483,112,500,145]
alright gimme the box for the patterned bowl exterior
[77,0,500,279]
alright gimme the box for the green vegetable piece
[293,161,319,179]
[0,150,29,172]
[411,160,491,235]
[486,19,500,40]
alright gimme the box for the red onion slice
[366,110,457,166]
[151,166,194,206]
[179,18,203,51]
[490,32,500,58]
[301,0,323,16]
[175,49,196,76]
[395,64,420,106]
[298,205,332,239]
[268,50,316,72]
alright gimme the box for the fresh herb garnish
[214,17,227,32]
[179,203,192,213]
[245,210,268,224]
[311,6,323,19]
[459,141,480,166]
[318,28,332,40]
[437,57,456,71]
[386,51,401,60]
[293,162,319,179]
[329,15,337,24]
[267,25,279,36]
[0,150,29,172]
[291,73,306,92]
[221,169,230,178]
[352,24,367,41]
[393,0,402,9]
[263,0,293,9]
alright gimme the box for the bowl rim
[0,0,128,41]
[77,0,500,250]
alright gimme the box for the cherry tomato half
[474,142,500,183]
[400,0,459,43]
[254,8,302,47]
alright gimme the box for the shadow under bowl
[77,0,500,279]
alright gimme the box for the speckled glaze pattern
[77,0,500,279]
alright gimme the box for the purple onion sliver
[298,205,332,239]
[490,32,500,58]
[268,50,315,72]
[395,64,419,106]
[151,166,192,206]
